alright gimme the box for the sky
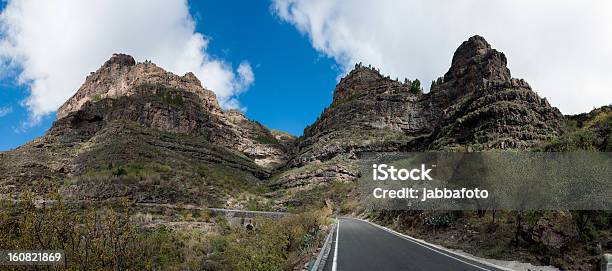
[1,0,611,151]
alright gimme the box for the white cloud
[273,0,612,114]
[0,0,253,123]
[0,106,12,117]
[237,61,255,89]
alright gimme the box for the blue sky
[0,0,338,150]
[188,1,339,135]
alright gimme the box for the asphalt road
[323,218,505,271]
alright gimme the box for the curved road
[323,218,505,271]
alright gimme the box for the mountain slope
[275,35,566,199]
[0,36,604,208]
[0,54,291,206]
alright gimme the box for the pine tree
[410,79,422,94]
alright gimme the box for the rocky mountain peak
[56,53,222,119]
[332,63,388,103]
[451,35,491,64]
[102,53,136,68]
[430,35,563,149]
[49,54,295,170]
[293,35,565,168]
[183,71,201,86]
[444,35,511,85]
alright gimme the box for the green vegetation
[424,212,457,229]
[541,108,611,151]
[254,134,279,145]
[58,120,268,206]
[212,208,332,271]
[0,192,333,271]
[91,94,103,102]
[157,91,185,107]
[0,196,185,270]
[430,77,444,90]
[135,83,186,107]
[63,160,267,207]
[410,79,422,94]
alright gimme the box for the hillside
[0,54,292,207]
[273,35,568,205]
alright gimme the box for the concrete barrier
[309,219,337,271]
[208,208,290,228]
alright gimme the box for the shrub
[410,79,422,94]
[215,208,331,271]
[424,212,456,229]
[0,195,187,270]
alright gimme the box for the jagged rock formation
[290,65,431,167]
[57,54,222,119]
[294,35,563,161]
[277,35,565,195]
[225,109,294,167]
[55,54,292,167]
[428,36,565,150]
[0,54,292,205]
[0,36,591,208]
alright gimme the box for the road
[323,218,505,271]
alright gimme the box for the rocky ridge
[57,54,221,119]
[275,35,565,193]
[0,36,593,206]
[0,36,606,271]
[0,54,293,205]
[54,53,292,169]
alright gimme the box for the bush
[424,212,456,229]
[215,208,331,271]
[410,79,422,94]
[0,195,187,270]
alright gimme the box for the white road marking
[332,218,340,271]
[354,218,513,271]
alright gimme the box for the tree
[410,79,422,94]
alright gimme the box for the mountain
[0,54,292,206]
[0,36,607,207]
[1,35,609,271]
[273,36,567,201]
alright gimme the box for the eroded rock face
[428,35,565,150]
[291,65,431,167]
[295,35,564,165]
[53,54,292,168]
[225,109,294,168]
[0,53,294,200]
[57,54,222,119]
[281,35,565,190]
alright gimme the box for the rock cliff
[0,35,591,207]
[296,35,564,160]
[276,35,566,195]
[428,35,565,150]
[0,54,292,204]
